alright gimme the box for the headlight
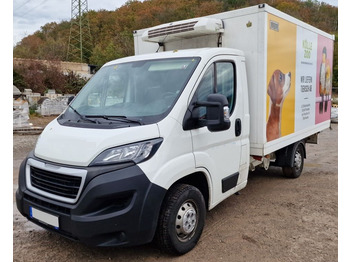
[90,138,163,166]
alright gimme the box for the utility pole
[67,0,92,63]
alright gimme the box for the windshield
[67,57,200,126]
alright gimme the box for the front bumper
[16,152,166,247]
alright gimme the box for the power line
[15,0,48,18]
[14,0,32,10]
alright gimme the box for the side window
[216,63,235,112]
[197,64,214,102]
[195,62,235,118]
[196,64,214,118]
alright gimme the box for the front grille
[30,166,82,199]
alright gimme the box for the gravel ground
[13,120,338,262]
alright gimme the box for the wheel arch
[286,140,306,167]
[168,172,210,210]
[274,139,306,167]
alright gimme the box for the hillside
[13,0,338,85]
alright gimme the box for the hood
[34,119,160,167]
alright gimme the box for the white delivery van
[16,4,334,255]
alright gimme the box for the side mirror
[183,93,231,132]
[195,94,231,132]
[207,94,231,132]
[67,96,75,105]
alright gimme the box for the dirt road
[13,121,338,262]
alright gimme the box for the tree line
[13,0,338,94]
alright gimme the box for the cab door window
[216,63,235,111]
[195,62,235,118]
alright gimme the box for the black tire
[155,184,206,255]
[283,142,305,178]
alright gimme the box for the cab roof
[103,48,244,67]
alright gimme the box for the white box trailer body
[134,4,334,156]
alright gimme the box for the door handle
[235,118,241,137]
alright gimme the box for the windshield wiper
[103,116,143,125]
[68,104,100,124]
[88,115,143,125]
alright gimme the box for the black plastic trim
[16,153,167,247]
[222,172,239,193]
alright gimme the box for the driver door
[190,56,244,207]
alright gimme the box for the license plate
[30,206,59,229]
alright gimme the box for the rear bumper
[16,153,166,247]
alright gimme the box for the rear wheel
[283,142,305,178]
[155,184,206,255]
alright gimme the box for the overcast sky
[13,0,131,45]
[13,0,338,45]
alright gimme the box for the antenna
[67,0,93,63]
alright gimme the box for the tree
[13,0,338,87]
[220,0,247,10]
[63,71,88,94]
[332,33,338,88]
[13,70,27,91]
[13,35,43,59]
[89,41,123,66]
[13,61,87,95]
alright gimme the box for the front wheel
[283,142,305,178]
[155,184,206,255]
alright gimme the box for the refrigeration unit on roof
[141,17,224,43]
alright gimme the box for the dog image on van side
[266,69,291,142]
